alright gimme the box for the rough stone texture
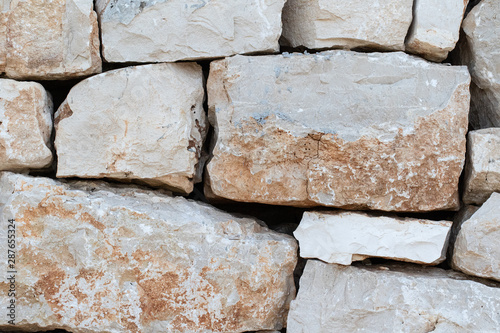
[405,0,467,62]
[452,192,500,282]
[459,0,500,128]
[206,51,470,212]
[0,0,101,80]
[96,0,286,63]
[0,79,53,171]
[447,204,479,263]
[294,211,452,265]
[281,0,413,51]
[288,260,500,332]
[463,128,500,204]
[55,63,207,194]
[0,172,297,332]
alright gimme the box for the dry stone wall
[0,0,499,332]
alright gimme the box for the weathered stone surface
[288,260,500,332]
[281,0,413,51]
[294,211,452,265]
[206,51,470,211]
[55,63,207,194]
[0,0,101,79]
[448,204,479,262]
[453,192,500,282]
[0,172,297,332]
[0,79,53,171]
[96,0,286,63]
[463,128,500,204]
[405,0,467,62]
[459,0,500,128]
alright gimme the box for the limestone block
[405,0,468,62]
[96,0,286,63]
[206,51,470,211]
[0,79,53,171]
[453,192,500,281]
[288,260,500,332]
[281,0,413,51]
[0,172,297,332]
[55,63,207,194]
[294,211,452,265]
[1,0,101,80]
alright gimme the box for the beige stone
[206,51,470,212]
[463,128,500,204]
[1,0,101,79]
[55,63,207,194]
[288,260,500,332]
[0,79,53,171]
[281,0,413,51]
[405,0,468,62]
[0,172,297,332]
[96,0,286,63]
[453,192,500,282]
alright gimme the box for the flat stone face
[460,0,500,128]
[55,63,207,194]
[0,79,53,171]
[1,0,101,80]
[288,260,500,333]
[294,211,452,265]
[96,0,286,63]
[206,51,470,211]
[281,0,413,51]
[453,192,500,282]
[463,128,500,204]
[0,172,297,332]
[405,0,467,62]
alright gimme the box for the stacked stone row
[0,0,499,332]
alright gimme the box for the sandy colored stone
[288,260,500,332]
[447,204,479,263]
[96,0,286,63]
[206,51,470,212]
[294,211,452,265]
[0,0,101,79]
[452,192,500,281]
[463,128,500,204]
[0,172,297,332]
[0,79,53,171]
[55,63,207,194]
[405,0,468,62]
[281,0,413,51]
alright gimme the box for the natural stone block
[96,0,286,63]
[1,0,101,80]
[0,79,53,171]
[453,192,500,282]
[463,128,500,205]
[55,63,207,194]
[206,51,470,211]
[281,0,413,51]
[288,260,500,332]
[294,211,452,265]
[0,172,297,332]
[405,0,467,62]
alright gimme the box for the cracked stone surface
[206,51,470,211]
[294,211,452,265]
[55,63,207,194]
[405,0,467,62]
[463,128,500,205]
[0,79,53,171]
[281,0,413,51]
[0,0,101,79]
[287,260,500,333]
[96,0,286,63]
[0,172,297,332]
[453,192,500,282]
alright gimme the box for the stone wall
[0,0,499,332]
